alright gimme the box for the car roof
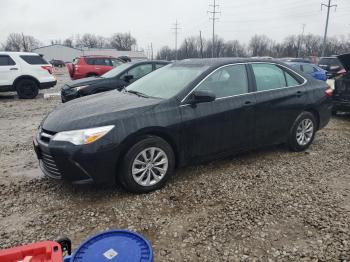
[174,58,287,69]
[0,51,40,56]
[125,60,170,65]
[286,61,316,66]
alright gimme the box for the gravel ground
[0,68,350,261]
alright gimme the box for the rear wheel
[119,136,175,193]
[16,79,39,99]
[288,112,316,152]
[86,73,98,77]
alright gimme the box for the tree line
[1,33,137,51]
[157,34,350,60]
[1,32,349,59]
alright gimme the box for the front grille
[41,152,61,178]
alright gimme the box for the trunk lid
[334,54,350,101]
[337,53,350,72]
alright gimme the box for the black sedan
[34,58,332,193]
[61,60,169,102]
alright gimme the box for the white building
[32,44,147,62]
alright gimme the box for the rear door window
[196,64,249,98]
[0,55,16,66]
[285,71,300,87]
[20,55,48,65]
[88,58,114,66]
[252,64,287,91]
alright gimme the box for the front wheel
[288,112,317,152]
[119,136,175,193]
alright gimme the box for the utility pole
[297,24,306,58]
[172,20,181,60]
[321,0,337,57]
[199,30,204,58]
[150,43,153,60]
[208,0,220,58]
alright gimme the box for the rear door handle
[244,100,253,105]
[296,91,303,97]
[10,68,18,71]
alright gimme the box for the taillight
[41,65,52,74]
[325,86,333,97]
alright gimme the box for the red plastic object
[0,241,63,262]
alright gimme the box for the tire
[119,136,175,193]
[86,73,97,77]
[288,112,317,152]
[16,79,39,99]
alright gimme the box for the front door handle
[10,68,18,70]
[244,100,253,105]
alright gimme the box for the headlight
[52,125,114,145]
[75,85,89,91]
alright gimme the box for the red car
[67,56,124,80]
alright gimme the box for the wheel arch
[116,127,180,172]
[13,75,40,88]
[86,72,98,77]
[304,108,320,130]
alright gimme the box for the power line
[208,0,220,58]
[321,0,337,57]
[172,20,181,60]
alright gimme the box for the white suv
[0,52,57,99]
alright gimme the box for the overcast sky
[0,0,349,52]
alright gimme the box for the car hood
[337,53,350,72]
[42,91,162,132]
[65,77,111,88]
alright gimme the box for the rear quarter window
[0,55,16,66]
[20,55,48,65]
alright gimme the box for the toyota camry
[34,58,333,193]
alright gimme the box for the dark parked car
[333,53,350,114]
[286,62,327,81]
[318,56,344,78]
[280,57,311,63]
[50,59,65,67]
[34,58,332,193]
[61,60,169,102]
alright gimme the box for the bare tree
[3,33,41,51]
[109,33,137,51]
[63,38,74,47]
[156,46,175,60]
[76,33,105,49]
[249,35,274,57]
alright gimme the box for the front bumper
[33,131,120,185]
[40,80,57,89]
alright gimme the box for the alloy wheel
[296,118,314,146]
[131,147,169,187]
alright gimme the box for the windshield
[101,63,131,78]
[126,64,209,99]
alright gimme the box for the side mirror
[187,90,216,105]
[123,75,134,82]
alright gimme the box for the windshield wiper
[123,89,150,98]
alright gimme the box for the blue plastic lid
[70,230,153,262]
